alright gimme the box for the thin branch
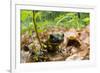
[33,11,43,49]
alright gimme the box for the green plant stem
[33,11,43,49]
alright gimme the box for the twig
[33,11,43,49]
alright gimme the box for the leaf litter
[21,25,90,63]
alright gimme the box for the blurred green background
[20,10,90,35]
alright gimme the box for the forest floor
[21,25,90,63]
